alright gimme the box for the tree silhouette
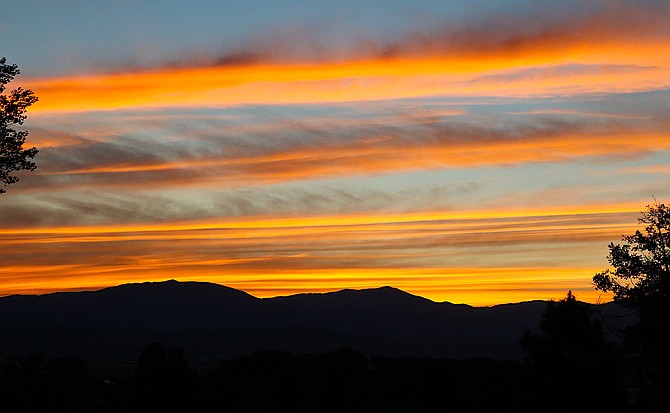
[594,201,670,406]
[520,291,622,410]
[1,57,38,194]
[134,342,198,410]
[594,201,670,308]
[521,291,605,367]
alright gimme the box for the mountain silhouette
[0,280,631,362]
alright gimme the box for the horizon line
[0,278,607,308]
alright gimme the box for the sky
[1,0,669,306]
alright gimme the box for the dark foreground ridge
[0,280,629,362]
[0,281,649,411]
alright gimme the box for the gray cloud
[76,0,670,73]
[16,96,668,196]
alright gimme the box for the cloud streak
[24,62,670,112]
[0,206,638,305]
[22,2,670,113]
[17,108,670,196]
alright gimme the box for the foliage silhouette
[133,342,199,411]
[521,291,623,410]
[594,201,670,406]
[0,57,38,194]
[204,348,534,413]
[0,341,652,412]
[0,353,101,411]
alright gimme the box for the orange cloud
[25,59,670,113]
[23,2,670,117]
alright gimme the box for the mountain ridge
[1,280,551,307]
[0,280,631,362]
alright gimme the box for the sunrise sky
[2,0,669,305]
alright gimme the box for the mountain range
[0,280,633,363]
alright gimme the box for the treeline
[2,287,665,411]
[0,342,632,413]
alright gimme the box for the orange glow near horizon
[0,204,637,305]
[0,265,612,307]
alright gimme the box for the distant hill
[0,280,633,363]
